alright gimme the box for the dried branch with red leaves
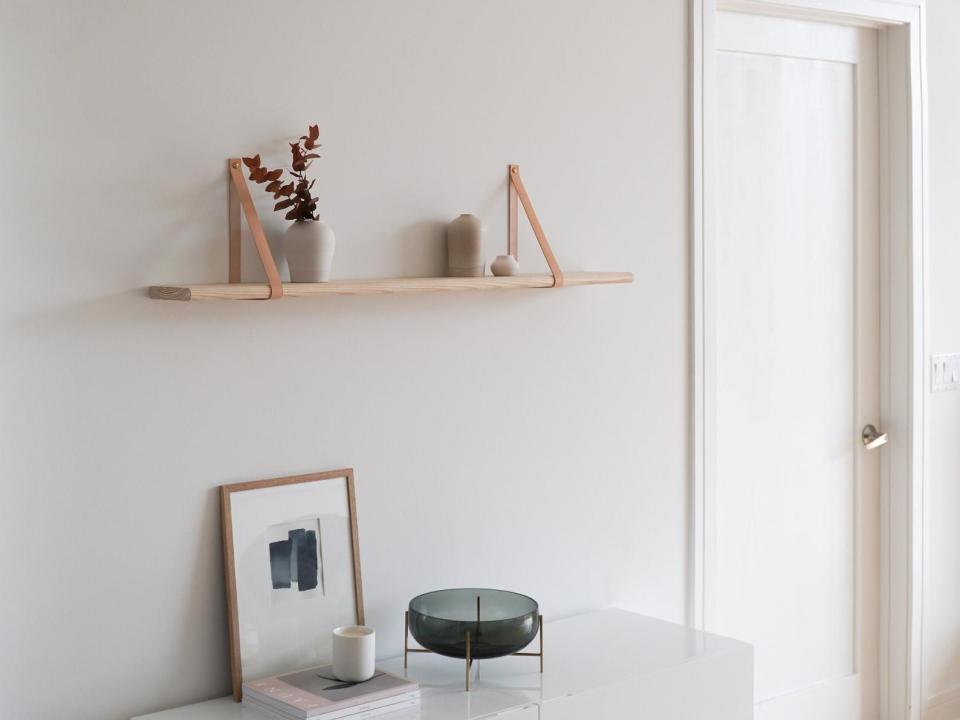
[242,124,322,221]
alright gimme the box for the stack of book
[242,665,419,720]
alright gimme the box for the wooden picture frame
[220,469,364,701]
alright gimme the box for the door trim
[690,2,928,719]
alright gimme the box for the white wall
[923,2,960,718]
[7,3,960,720]
[0,2,688,719]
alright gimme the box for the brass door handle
[862,424,888,449]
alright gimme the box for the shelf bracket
[228,159,284,300]
[508,165,565,288]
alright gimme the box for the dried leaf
[247,125,322,220]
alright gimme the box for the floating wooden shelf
[147,161,632,302]
[149,271,633,302]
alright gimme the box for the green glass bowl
[408,588,539,659]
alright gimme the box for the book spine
[308,693,420,720]
[244,690,421,720]
[315,697,419,720]
[244,696,302,720]
[242,694,307,720]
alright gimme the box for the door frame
[690,1,928,719]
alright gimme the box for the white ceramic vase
[332,625,376,683]
[284,219,336,283]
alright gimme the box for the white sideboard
[133,609,752,720]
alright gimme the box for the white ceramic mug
[332,625,376,682]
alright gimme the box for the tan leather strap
[508,174,519,260]
[228,159,283,300]
[508,165,564,288]
[228,160,242,284]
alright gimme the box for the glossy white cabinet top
[133,609,752,720]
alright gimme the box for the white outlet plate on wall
[931,354,960,392]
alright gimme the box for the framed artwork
[220,469,364,701]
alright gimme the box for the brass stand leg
[539,614,544,672]
[511,613,544,671]
[465,631,471,692]
[404,611,409,669]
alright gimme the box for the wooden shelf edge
[148,271,633,301]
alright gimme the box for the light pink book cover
[244,665,418,715]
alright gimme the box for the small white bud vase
[332,625,376,683]
[284,219,336,283]
[446,213,484,277]
[490,254,520,276]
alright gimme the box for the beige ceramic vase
[446,214,485,277]
[490,254,520,276]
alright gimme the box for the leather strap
[228,159,283,299]
[509,165,565,288]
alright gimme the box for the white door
[712,10,881,720]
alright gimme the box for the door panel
[712,10,879,720]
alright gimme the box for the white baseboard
[925,685,960,720]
